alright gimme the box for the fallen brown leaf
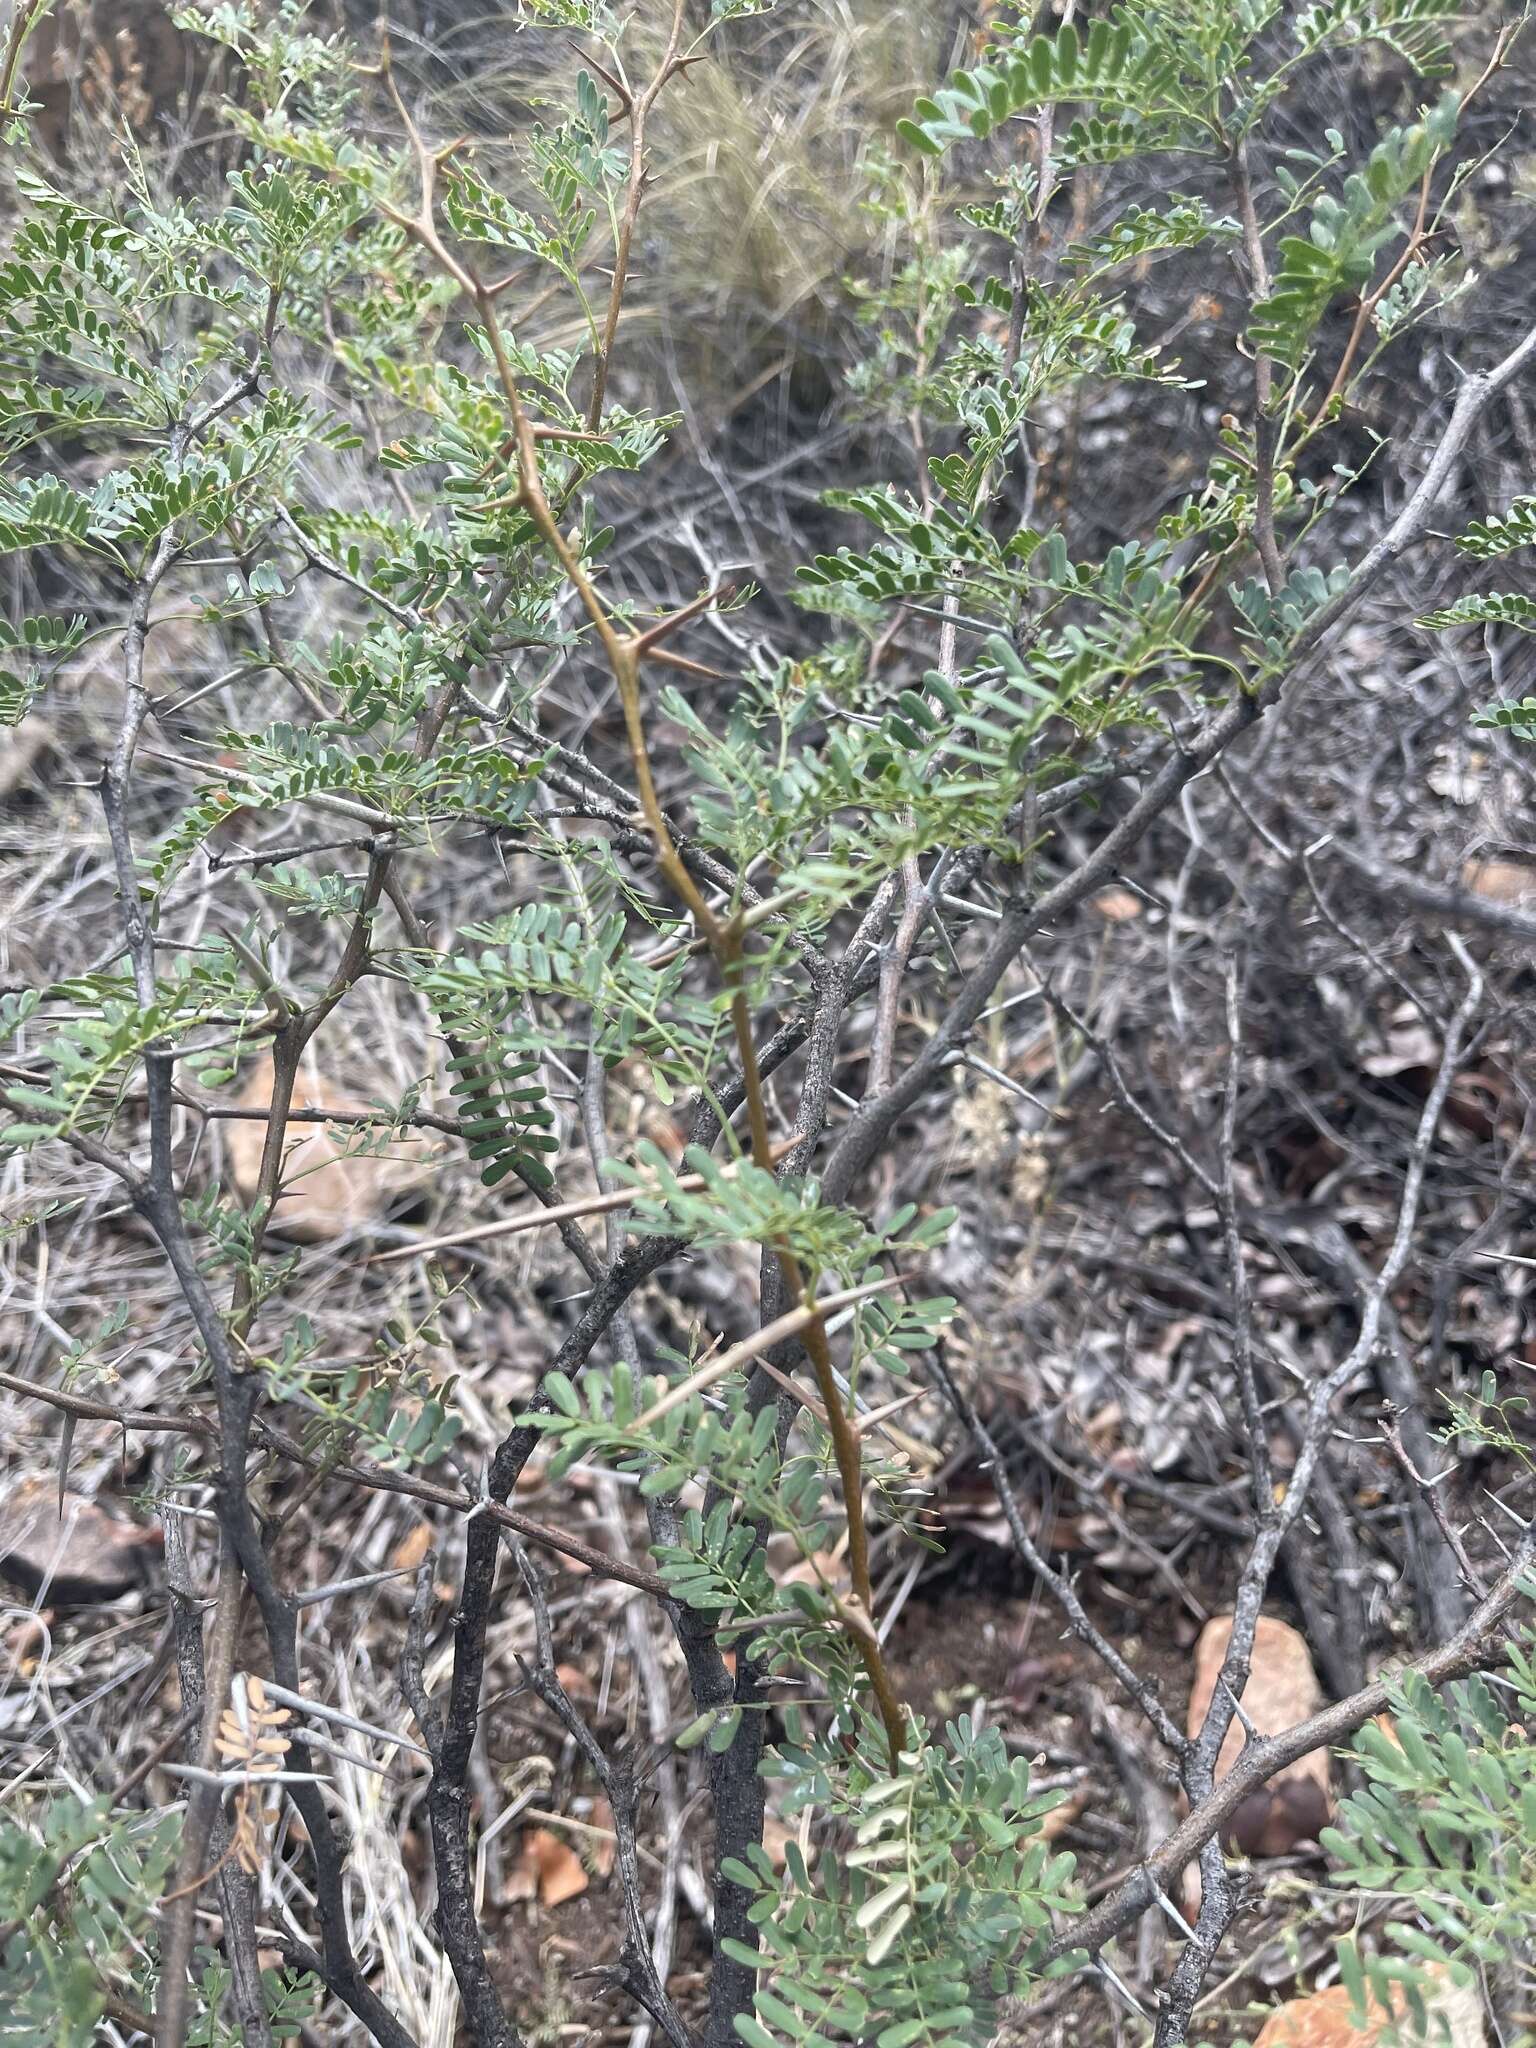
[511,1826,588,1909]
[224,1053,437,1242]
[588,1796,616,1879]
[0,718,51,801]
[1360,1020,1439,1078]
[2,1612,49,1671]
[1039,1786,1088,1842]
[1462,858,1536,904]
[781,1550,849,1594]
[762,1813,815,1871]
[391,1522,433,1572]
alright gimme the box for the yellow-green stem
[395,144,910,1769]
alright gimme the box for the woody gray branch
[0,1365,672,1600]
[819,314,1536,1209]
[1187,941,1481,1767]
[1147,941,1483,2043]
[93,533,424,2048]
[1216,953,1271,1517]
[99,511,254,2048]
[866,591,964,1098]
[395,948,886,2048]
[925,835,1490,2015]
[1034,964,1367,1693]
[927,1341,1190,1757]
[1041,1513,1535,1973]
[564,870,705,2035]
[1308,1216,1475,1643]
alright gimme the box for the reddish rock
[1187,1614,1331,1857]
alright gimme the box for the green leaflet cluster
[1067,197,1238,271]
[1292,0,1461,74]
[1321,1641,1536,2016]
[259,1310,465,1472]
[1424,496,1536,654]
[0,1802,183,2048]
[152,720,545,885]
[751,533,1203,877]
[1250,94,1460,370]
[1451,495,1536,560]
[902,0,1467,166]
[725,1719,1078,2048]
[0,949,271,1152]
[379,348,670,587]
[1232,561,1352,664]
[525,1174,954,1613]
[525,1359,912,1683]
[0,611,84,725]
[0,473,119,555]
[531,1360,830,1565]
[440,67,626,287]
[609,1140,955,1310]
[613,1140,882,1263]
[436,1029,559,1193]
[0,1793,315,2046]
[897,15,1175,156]
[798,489,1038,616]
[1422,593,1536,635]
[407,903,580,1191]
[1471,690,1536,739]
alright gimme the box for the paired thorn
[620,582,735,679]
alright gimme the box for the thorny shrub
[0,0,1535,2045]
